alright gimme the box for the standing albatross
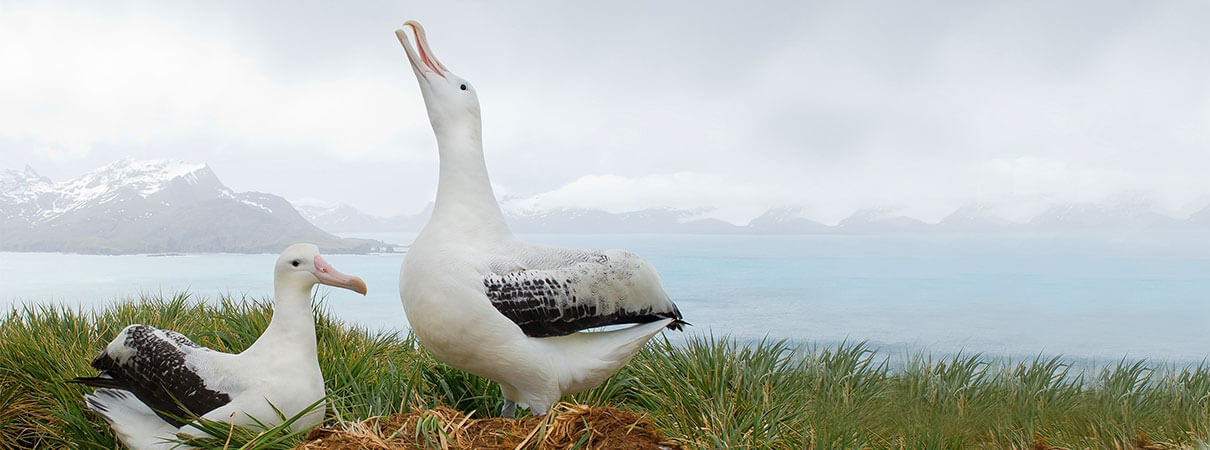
[71,243,367,450]
[395,21,686,418]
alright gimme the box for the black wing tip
[85,396,109,413]
[667,319,691,331]
[67,375,124,390]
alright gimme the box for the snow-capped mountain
[936,205,1019,232]
[294,198,1210,235]
[1027,199,1181,231]
[0,165,55,220]
[297,203,432,233]
[504,207,742,234]
[1189,204,1210,225]
[0,159,383,254]
[746,207,831,234]
[837,207,930,233]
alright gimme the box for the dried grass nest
[298,403,685,450]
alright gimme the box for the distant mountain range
[4,159,1206,255]
[297,200,1210,235]
[0,159,385,254]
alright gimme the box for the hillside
[0,159,384,254]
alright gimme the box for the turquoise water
[2,232,1208,364]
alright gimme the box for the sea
[2,232,1208,366]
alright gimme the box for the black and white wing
[71,324,232,427]
[484,248,685,337]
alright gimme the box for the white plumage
[73,243,367,449]
[395,21,686,417]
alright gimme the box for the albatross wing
[71,324,232,427]
[483,248,685,337]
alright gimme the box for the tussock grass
[0,293,1207,449]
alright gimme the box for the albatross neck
[430,126,511,237]
[244,281,318,358]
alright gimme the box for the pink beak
[312,255,367,296]
[395,20,448,80]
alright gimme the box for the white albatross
[394,21,687,418]
[71,243,367,450]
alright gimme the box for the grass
[0,292,1206,449]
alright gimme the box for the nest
[298,403,684,450]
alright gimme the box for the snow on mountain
[0,165,54,201]
[61,158,207,200]
[1190,204,1210,225]
[0,159,384,254]
[505,207,742,234]
[292,198,1210,236]
[936,204,1019,232]
[838,207,930,233]
[297,203,432,233]
[0,166,55,219]
[1028,196,1181,231]
[746,207,831,234]
[20,159,215,223]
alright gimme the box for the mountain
[289,196,1210,236]
[1189,204,1210,225]
[936,205,1018,233]
[0,159,384,254]
[0,165,55,221]
[297,203,742,234]
[505,207,743,234]
[1028,200,1180,232]
[297,203,432,233]
[837,208,930,233]
[746,207,831,234]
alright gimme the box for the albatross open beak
[396,20,448,80]
[312,255,367,296]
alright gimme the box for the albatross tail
[541,318,676,396]
[84,389,180,450]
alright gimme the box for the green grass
[0,293,1207,449]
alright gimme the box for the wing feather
[484,248,684,337]
[71,324,231,427]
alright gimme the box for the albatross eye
[291,260,301,267]
[460,84,468,91]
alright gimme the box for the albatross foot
[501,399,516,418]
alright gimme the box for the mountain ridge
[297,201,1210,235]
[4,160,1208,248]
[0,159,385,254]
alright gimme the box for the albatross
[71,243,367,450]
[394,21,687,418]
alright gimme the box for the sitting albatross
[394,21,686,418]
[71,243,367,450]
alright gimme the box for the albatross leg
[501,399,517,418]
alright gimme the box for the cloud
[3,1,1209,224]
[503,172,773,225]
[0,5,423,163]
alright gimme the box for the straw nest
[297,403,685,450]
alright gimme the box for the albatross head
[275,243,368,296]
[395,21,481,138]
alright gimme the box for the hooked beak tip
[396,19,446,79]
[350,278,368,296]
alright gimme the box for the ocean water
[2,232,1208,364]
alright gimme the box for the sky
[1,0,1208,225]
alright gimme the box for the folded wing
[484,248,684,337]
[71,324,232,427]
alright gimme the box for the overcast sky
[2,1,1208,225]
